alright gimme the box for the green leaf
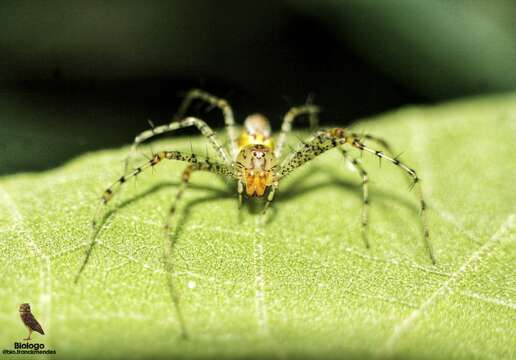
[1,94,515,359]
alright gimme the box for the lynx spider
[76,89,434,336]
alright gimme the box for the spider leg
[350,131,420,191]
[164,165,195,231]
[278,128,434,264]
[237,179,244,209]
[261,182,279,220]
[124,116,231,173]
[275,104,320,158]
[175,89,238,158]
[75,151,235,284]
[339,148,370,248]
[349,137,434,263]
[350,132,395,156]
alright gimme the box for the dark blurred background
[2,0,516,174]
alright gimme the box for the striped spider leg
[274,104,321,158]
[275,128,435,264]
[348,131,396,157]
[124,89,238,173]
[335,133,401,249]
[84,114,233,248]
[76,150,235,281]
[338,147,371,248]
[76,150,236,338]
[273,105,396,249]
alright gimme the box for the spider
[78,88,434,264]
[75,89,434,337]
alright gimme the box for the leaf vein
[381,214,516,354]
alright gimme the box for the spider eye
[253,151,264,159]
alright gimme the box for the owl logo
[19,303,45,340]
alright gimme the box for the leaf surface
[1,94,515,359]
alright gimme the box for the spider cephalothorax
[236,141,278,199]
[77,89,434,338]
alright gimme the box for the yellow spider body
[236,114,277,197]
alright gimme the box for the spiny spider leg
[261,181,279,219]
[75,150,235,284]
[350,132,395,156]
[102,151,233,226]
[348,130,427,207]
[348,138,434,264]
[277,128,434,264]
[275,104,320,158]
[350,131,422,192]
[237,179,244,209]
[164,165,195,231]
[124,116,231,174]
[175,89,238,158]
[339,148,370,249]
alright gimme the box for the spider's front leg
[77,151,236,337]
[349,132,395,157]
[278,129,435,264]
[75,151,235,284]
[349,137,434,263]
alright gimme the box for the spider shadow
[79,180,232,281]
[277,164,420,226]
[83,165,424,341]
[90,176,271,249]
[93,163,420,240]
[95,180,231,229]
[168,164,421,256]
[90,163,420,253]
[160,165,423,341]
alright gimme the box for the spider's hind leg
[339,148,370,249]
[349,137,435,264]
[277,129,435,264]
[275,104,320,158]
